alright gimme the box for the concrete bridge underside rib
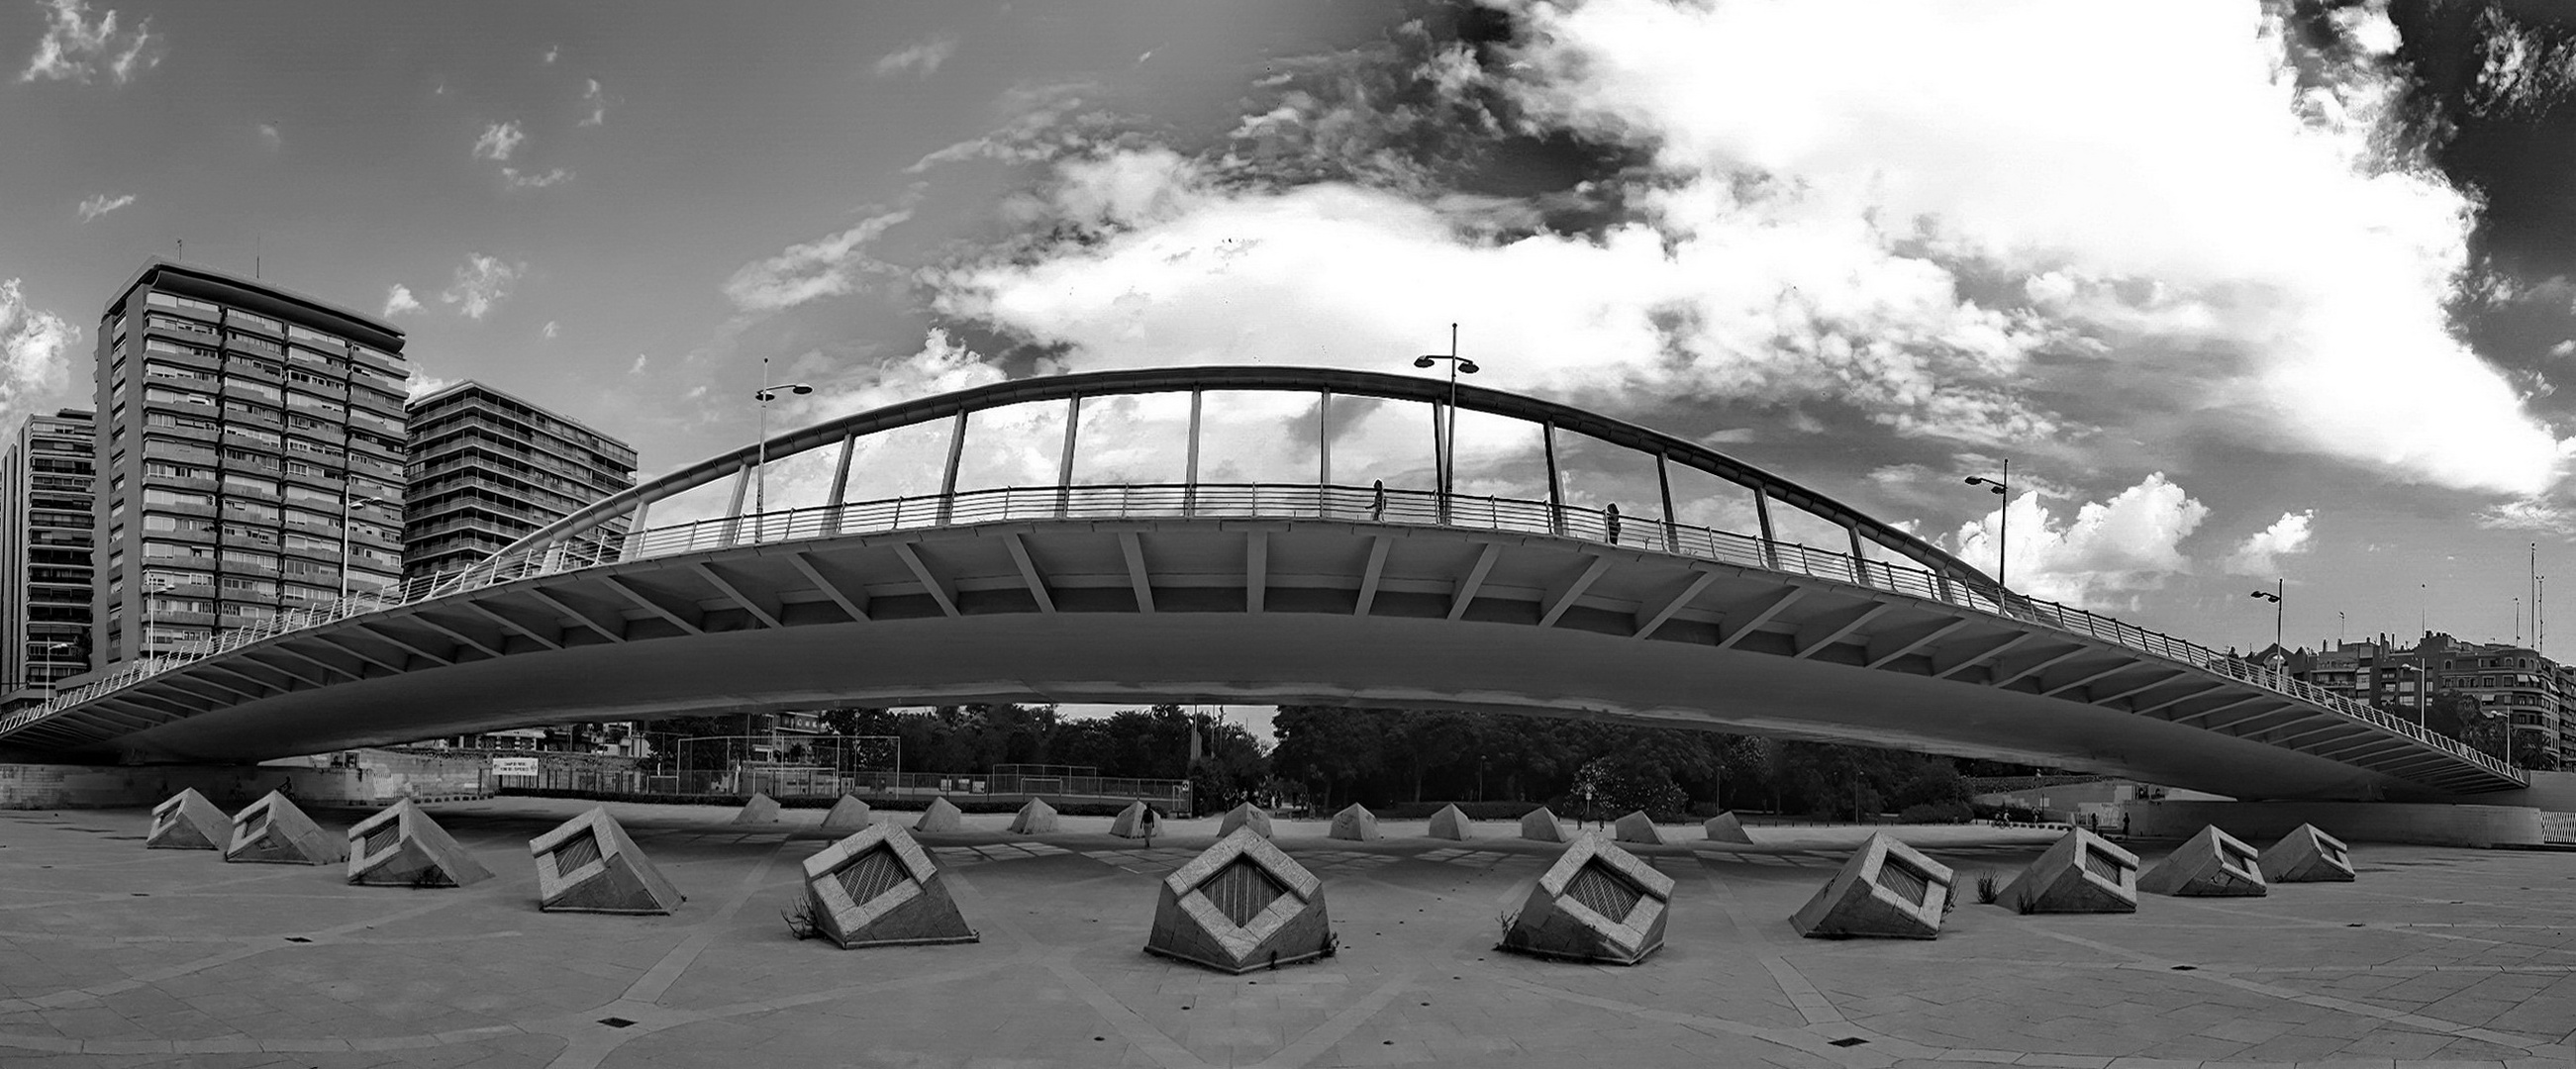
[23,516,2507,800]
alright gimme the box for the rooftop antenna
[254,235,262,280]
[174,238,182,262]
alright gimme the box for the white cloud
[472,121,524,161]
[406,372,453,402]
[628,353,648,374]
[2478,498,2576,536]
[579,78,606,127]
[439,255,523,320]
[924,0,2562,499]
[543,45,559,65]
[2222,510,2317,576]
[724,209,913,312]
[936,149,2050,444]
[1492,0,2560,494]
[75,192,133,222]
[256,122,281,149]
[382,285,424,317]
[0,279,79,435]
[872,36,956,79]
[542,321,560,339]
[501,166,572,189]
[1952,474,2211,609]
[18,0,156,84]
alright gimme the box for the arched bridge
[0,367,2523,799]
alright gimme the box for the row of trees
[643,704,1271,809]
[643,704,2016,820]
[1268,707,1995,821]
[2387,690,2563,771]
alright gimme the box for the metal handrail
[0,481,2523,783]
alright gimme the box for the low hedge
[495,787,1159,818]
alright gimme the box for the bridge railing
[2,482,2521,782]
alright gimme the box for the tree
[2420,690,2509,759]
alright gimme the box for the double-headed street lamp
[1413,324,1477,523]
[751,356,815,520]
[1962,459,2009,592]
[2249,580,2284,673]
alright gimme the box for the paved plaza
[4,799,2575,1068]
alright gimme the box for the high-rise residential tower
[91,260,410,671]
[1,409,97,706]
[402,380,637,579]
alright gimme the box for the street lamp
[750,356,815,523]
[139,571,181,672]
[1962,459,2009,592]
[31,640,74,701]
[1412,324,1477,524]
[2249,580,2284,673]
[340,493,394,600]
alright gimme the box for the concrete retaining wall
[2117,800,2542,848]
[0,749,490,811]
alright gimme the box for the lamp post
[1962,459,2009,592]
[2249,580,2283,674]
[750,356,815,527]
[139,571,180,672]
[1412,324,1477,524]
[31,640,74,701]
[340,493,393,600]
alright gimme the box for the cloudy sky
[11,0,2576,671]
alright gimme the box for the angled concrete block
[731,792,781,826]
[531,807,682,915]
[1327,804,1379,842]
[1008,798,1059,835]
[801,824,978,949]
[346,800,494,889]
[1145,827,1333,974]
[2258,824,2354,883]
[914,797,966,833]
[1612,811,1664,845]
[1703,812,1753,844]
[225,791,347,865]
[1218,803,1273,839]
[2137,825,2267,898]
[1109,801,1159,839]
[1519,808,1568,843]
[147,788,230,850]
[822,795,874,831]
[1500,832,1674,965]
[1427,805,1473,841]
[1998,827,2136,914]
[1791,833,1953,939]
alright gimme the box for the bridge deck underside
[11,519,2512,799]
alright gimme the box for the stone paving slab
[4,801,2575,1067]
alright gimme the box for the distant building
[2349,632,2572,765]
[89,260,409,671]
[1,410,97,707]
[402,380,637,580]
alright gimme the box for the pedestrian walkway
[3,800,2571,1067]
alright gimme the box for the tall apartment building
[405,381,639,754]
[402,380,637,579]
[91,260,410,671]
[1,410,96,705]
